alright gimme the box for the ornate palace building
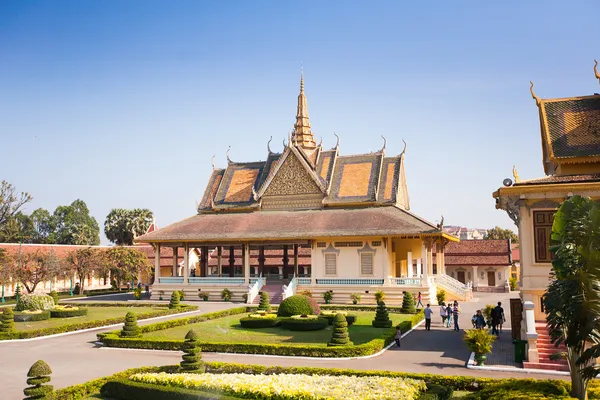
[494,62,600,371]
[137,76,468,305]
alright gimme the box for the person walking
[492,302,505,336]
[445,303,453,328]
[475,310,486,329]
[440,302,447,326]
[452,301,461,331]
[394,326,402,347]
[416,292,424,308]
[424,304,433,331]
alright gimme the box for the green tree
[485,226,519,243]
[105,247,152,290]
[0,180,32,229]
[52,199,100,245]
[120,312,141,337]
[30,208,55,243]
[104,208,153,245]
[65,247,104,295]
[180,329,205,371]
[23,360,53,400]
[328,313,352,346]
[543,195,600,400]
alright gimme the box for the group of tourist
[438,301,462,331]
[471,302,505,335]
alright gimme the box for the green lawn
[15,306,163,331]
[142,311,412,346]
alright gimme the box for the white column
[407,251,413,278]
[382,241,390,285]
[183,243,189,285]
[504,266,510,288]
[243,243,250,284]
[421,244,429,281]
[435,242,442,275]
[524,301,539,362]
[172,247,178,277]
[472,266,478,288]
[416,259,422,277]
[154,244,161,284]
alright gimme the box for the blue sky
[1,1,599,243]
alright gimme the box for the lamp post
[1,285,4,303]
[69,277,73,296]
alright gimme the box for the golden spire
[529,81,541,107]
[292,70,317,149]
[595,59,600,84]
[513,165,521,183]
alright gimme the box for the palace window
[334,241,363,247]
[371,241,382,247]
[360,253,374,275]
[324,253,337,275]
[316,242,326,248]
[533,210,556,263]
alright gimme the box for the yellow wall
[392,238,423,277]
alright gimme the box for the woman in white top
[440,303,447,326]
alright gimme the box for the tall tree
[543,195,600,400]
[30,208,55,244]
[14,249,64,293]
[0,212,36,243]
[105,247,152,290]
[0,249,14,293]
[0,181,32,228]
[53,200,100,245]
[485,226,519,243]
[65,248,105,295]
[104,208,153,245]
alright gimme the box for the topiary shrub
[401,291,417,314]
[120,312,141,338]
[180,329,205,372]
[221,288,232,302]
[374,290,386,304]
[178,290,185,301]
[49,290,59,305]
[1,307,15,333]
[328,313,353,346]
[277,295,320,317]
[169,291,181,309]
[320,310,357,326]
[372,301,392,328]
[15,294,55,312]
[257,291,271,311]
[23,360,53,400]
[239,316,280,329]
[280,316,328,331]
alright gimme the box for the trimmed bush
[372,301,392,328]
[419,383,454,400]
[435,290,446,305]
[277,295,320,317]
[281,316,328,331]
[240,315,280,329]
[16,293,55,312]
[14,310,51,322]
[180,329,205,372]
[101,379,240,400]
[24,360,53,400]
[50,306,88,318]
[121,312,141,338]
[257,291,271,311]
[328,313,353,346]
[401,291,417,314]
[169,291,181,309]
[50,290,59,305]
[1,307,15,333]
[178,290,185,301]
[320,310,356,326]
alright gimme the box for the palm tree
[543,195,600,400]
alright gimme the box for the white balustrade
[282,275,298,300]
[247,276,265,304]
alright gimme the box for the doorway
[487,271,496,286]
[456,271,466,284]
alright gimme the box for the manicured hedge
[98,309,424,357]
[14,310,51,322]
[280,317,328,331]
[320,304,413,313]
[239,317,280,329]
[0,305,198,340]
[50,308,88,318]
[101,379,241,400]
[321,313,357,326]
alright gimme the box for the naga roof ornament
[529,81,541,107]
[595,59,600,84]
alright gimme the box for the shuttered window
[533,210,556,263]
[360,253,373,275]
[325,253,337,275]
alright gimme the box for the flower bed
[50,305,89,318]
[14,310,51,322]
[128,372,427,400]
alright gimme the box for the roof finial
[267,136,273,154]
[595,59,600,84]
[513,165,521,183]
[529,81,541,106]
[226,146,232,163]
[400,139,407,157]
[300,62,304,93]
[437,215,444,230]
[380,135,387,152]
[334,133,340,149]
[282,138,287,150]
[318,136,323,147]
[292,65,316,149]
[211,155,216,169]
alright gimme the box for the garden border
[97,307,424,357]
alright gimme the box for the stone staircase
[523,323,569,371]
[434,274,473,301]
[253,284,283,305]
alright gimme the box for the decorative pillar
[282,245,289,279]
[427,240,434,277]
[200,246,208,277]
[524,301,539,362]
[243,243,250,284]
[154,244,161,284]
[293,244,299,277]
[217,246,223,277]
[472,266,479,288]
[258,246,265,277]
[172,246,178,277]
[416,259,422,277]
[504,266,510,289]
[421,243,429,281]
[183,243,189,285]
[407,251,413,278]
[435,241,442,275]
[441,240,447,275]
[229,246,235,277]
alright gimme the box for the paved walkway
[0,293,564,399]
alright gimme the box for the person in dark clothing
[491,302,504,336]
[475,310,486,329]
